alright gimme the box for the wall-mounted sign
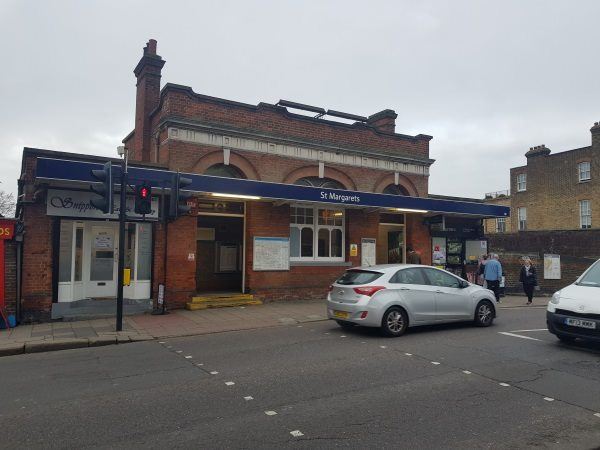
[47,189,159,220]
[361,239,376,267]
[350,243,358,257]
[544,254,561,280]
[253,237,290,271]
[0,220,15,240]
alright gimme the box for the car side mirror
[460,280,469,289]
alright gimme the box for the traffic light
[90,161,114,214]
[169,173,192,219]
[134,182,152,215]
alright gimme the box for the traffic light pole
[116,158,127,332]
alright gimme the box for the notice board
[361,238,376,267]
[253,237,290,271]
[544,254,561,279]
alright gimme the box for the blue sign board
[36,157,509,217]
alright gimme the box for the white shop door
[86,225,117,298]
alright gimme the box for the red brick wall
[3,240,17,318]
[163,215,197,308]
[406,215,432,265]
[21,201,54,322]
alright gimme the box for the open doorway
[196,215,244,293]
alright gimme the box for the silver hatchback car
[327,264,498,337]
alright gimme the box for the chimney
[367,109,397,134]
[525,144,551,158]
[132,39,165,162]
[591,121,600,149]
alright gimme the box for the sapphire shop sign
[47,189,159,220]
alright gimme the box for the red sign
[0,220,14,240]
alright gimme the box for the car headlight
[550,291,561,305]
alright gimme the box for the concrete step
[189,293,255,304]
[185,294,262,311]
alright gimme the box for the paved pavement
[0,295,546,357]
[1,306,599,449]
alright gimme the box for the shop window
[205,163,244,179]
[294,177,344,189]
[496,217,506,233]
[59,221,73,283]
[578,162,591,182]
[290,206,344,261]
[124,223,136,280]
[517,173,526,192]
[580,200,592,229]
[383,184,410,196]
[518,207,527,231]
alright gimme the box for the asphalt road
[2,306,600,449]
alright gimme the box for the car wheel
[335,320,356,329]
[474,300,494,327]
[381,307,408,337]
[556,333,576,343]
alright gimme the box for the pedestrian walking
[406,246,421,264]
[477,254,488,286]
[484,253,502,303]
[519,256,538,305]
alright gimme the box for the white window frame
[578,162,591,182]
[290,205,345,262]
[580,200,592,229]
[518,207,527,231]
[496,217,506,233]
[516,173,527,192]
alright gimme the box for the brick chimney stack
[525,144,551,158]
[367,109,397,134]
[132,39,165,162]
[591,121,600,149]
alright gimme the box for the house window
[578,162,591,182]
[290,206,344,261]
[518,207,527,231]
[517,173,527,192]
[580,200,592,229]
[496,217,506,233]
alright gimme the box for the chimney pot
[367,109,397,134]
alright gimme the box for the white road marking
[499,383,510,387]
[290,430,304,437]
[463,370,472,374]
[498,332,541,341]
[297,325,303,328]
[405,353,412,356]
[380,345,387,349]
[431,361,441,365]
[197,363,204,366]
[509,329,548,333]
[210,371,219,375]
[184,356,192,359]
[176,350,183,353]
[158,341,166,344]
[340,335,347,338]
[594,413,600,418]
[325,332,330,335]
[361,341,367,344]
[225,381,235,386]
[244,396,254,401]
[265,410,278,416]
[544,397,555,402]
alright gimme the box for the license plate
[565,318,596,329]
[334,310,350,319]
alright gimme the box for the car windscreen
[577,261,600,287]
[336,270,384,285]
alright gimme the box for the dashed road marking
[265,410,278,416]
[158,341,166,344]
[380,345,387,349]
[290,430,304,437]
[340,335,347,338]
[184,356,192,359]
[498,332,541,341]
[325,332,330,335]
[176,350,183,353]
[225,381,235,386]
[594,413,600,418]
[361,341,366,344]
[544,397,555,402]
[405,353,412,356]
[210,371,219,375]
[197,363,204,366]
[499,382,510,387]
[244,396,254,401]
[463,370,472,374]
[510,329,547,333]
[431,361,441,365]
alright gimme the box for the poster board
[432,237,446,265]
[361,238,376,267]
[253,237,290,271]
[544,254,561,279]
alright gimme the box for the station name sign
[320,191,360,204]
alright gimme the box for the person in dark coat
[519,256,538,305]
[406,246,421,264]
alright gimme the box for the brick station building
[16,40,507,322]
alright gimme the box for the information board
[253,237,290,271]
[361,238,376,267]
[544,254,561,280]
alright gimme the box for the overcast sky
[2,0,600,199]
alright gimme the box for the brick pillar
[21,202,54,322]
[133,39,165,162]
[406,214,432,265]
[164,215,197,308]
[346,209,379,266]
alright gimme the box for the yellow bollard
[123,268,131,286]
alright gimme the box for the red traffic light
[140,187,149,198]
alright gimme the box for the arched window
[205,164,245,179]
[383,184,410,196]
[294,177,344,189]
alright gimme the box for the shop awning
[36,157,509,218]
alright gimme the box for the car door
[389,268,436,324]
[422,268,471,321]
